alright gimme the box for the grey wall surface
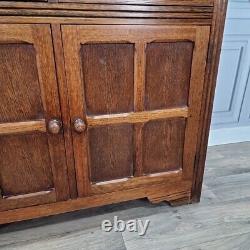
[209,0,250,145]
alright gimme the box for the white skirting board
[209,125,250,146]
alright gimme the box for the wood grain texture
[62,26,90,197]
[1,143,249,249]
[133,43,146,177]
[0,0,227,224]
[89,124,134,183]
[0,120,46,135]
[0,2,214,12]
[143,118,186,174]
[58,0,214,6]
[51,24,78,199]
[0,44,44,123]
[91,170,182,195]
[0,180,192,224]
[0,24,70,205]
[145,42,194,110]
[81,43,134,115]
[182,26,210,180]
[0,9,213,19]
[0,133,53,197]
[192,0,228,202]
[0,190,56,212]
[87,107,189,126]
[0,16,212,25]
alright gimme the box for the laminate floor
[0,142,250,250]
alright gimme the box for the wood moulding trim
[0,16,212,25]
[86,107,189,127]
[0,180,192,224]
[0,119,46,135]
[0,189,56,212]
[58,0,214,7]
[0,2,214,12]
[191,0,228,202]
[90,170,183,195]
[0,9,213,19]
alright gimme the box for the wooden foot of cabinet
[147,191,191,206]
[0,0,227,224]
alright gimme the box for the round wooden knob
[73,118,86,133]
[48,119,62,134]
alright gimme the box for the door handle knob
[48,119,62,134]
[73,118,86,133]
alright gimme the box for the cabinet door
[0,24,70,211]
[62,25,210,197]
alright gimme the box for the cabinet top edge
[0,0,214,7]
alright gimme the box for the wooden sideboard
[0,0,227,224]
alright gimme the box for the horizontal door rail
[87,107,188,127]
[0,119,46,135]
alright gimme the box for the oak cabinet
[0,24,70,212]
[0,0,227,224]
[62,25,210,197]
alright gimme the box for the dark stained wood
[89,124,134,183]
[0,190,56,213]
[0,133,53,197]
[82,43,134,115]
[143,118,186,174]
[0,120,46,135]
[0,44,44,123]
[51,24,78,199]
[0,9,213,19]
[58,0,214,7]
[145,42,194,110]
[0,180,192,224]
[62,24,210,203]
[87,108,189,126]
[0,0,227,224]
[0,2,214,12]
[0,24,70,211]
[62,26,90,197]
[0,16,213,25]
[192,0,228,202]
[182,26,210,180]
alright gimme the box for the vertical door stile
[183,26,210,180]
[134,41,146,177]
[62,26,90,197]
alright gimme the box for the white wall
[209,0,250,146]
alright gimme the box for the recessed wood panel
[0,133,53,197]
[142,118,186,174]
[81,43,134,115]
[89,125,133,183]
[145,42,194,110]
[0,44,44,123]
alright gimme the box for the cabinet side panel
[89,124,134,183]
[81,43,134,115]
[0,44,44,123]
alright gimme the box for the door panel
[0,44,44,123]
[0,24,69,211]
[89,124,134,183]
[0,134,53,197]
[145,42,193,110]
[81,43,134,115]
[62,25,210,197]
[142,118,186,174]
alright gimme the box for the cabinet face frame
[0,24,70,211]
[62,25,210,197]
